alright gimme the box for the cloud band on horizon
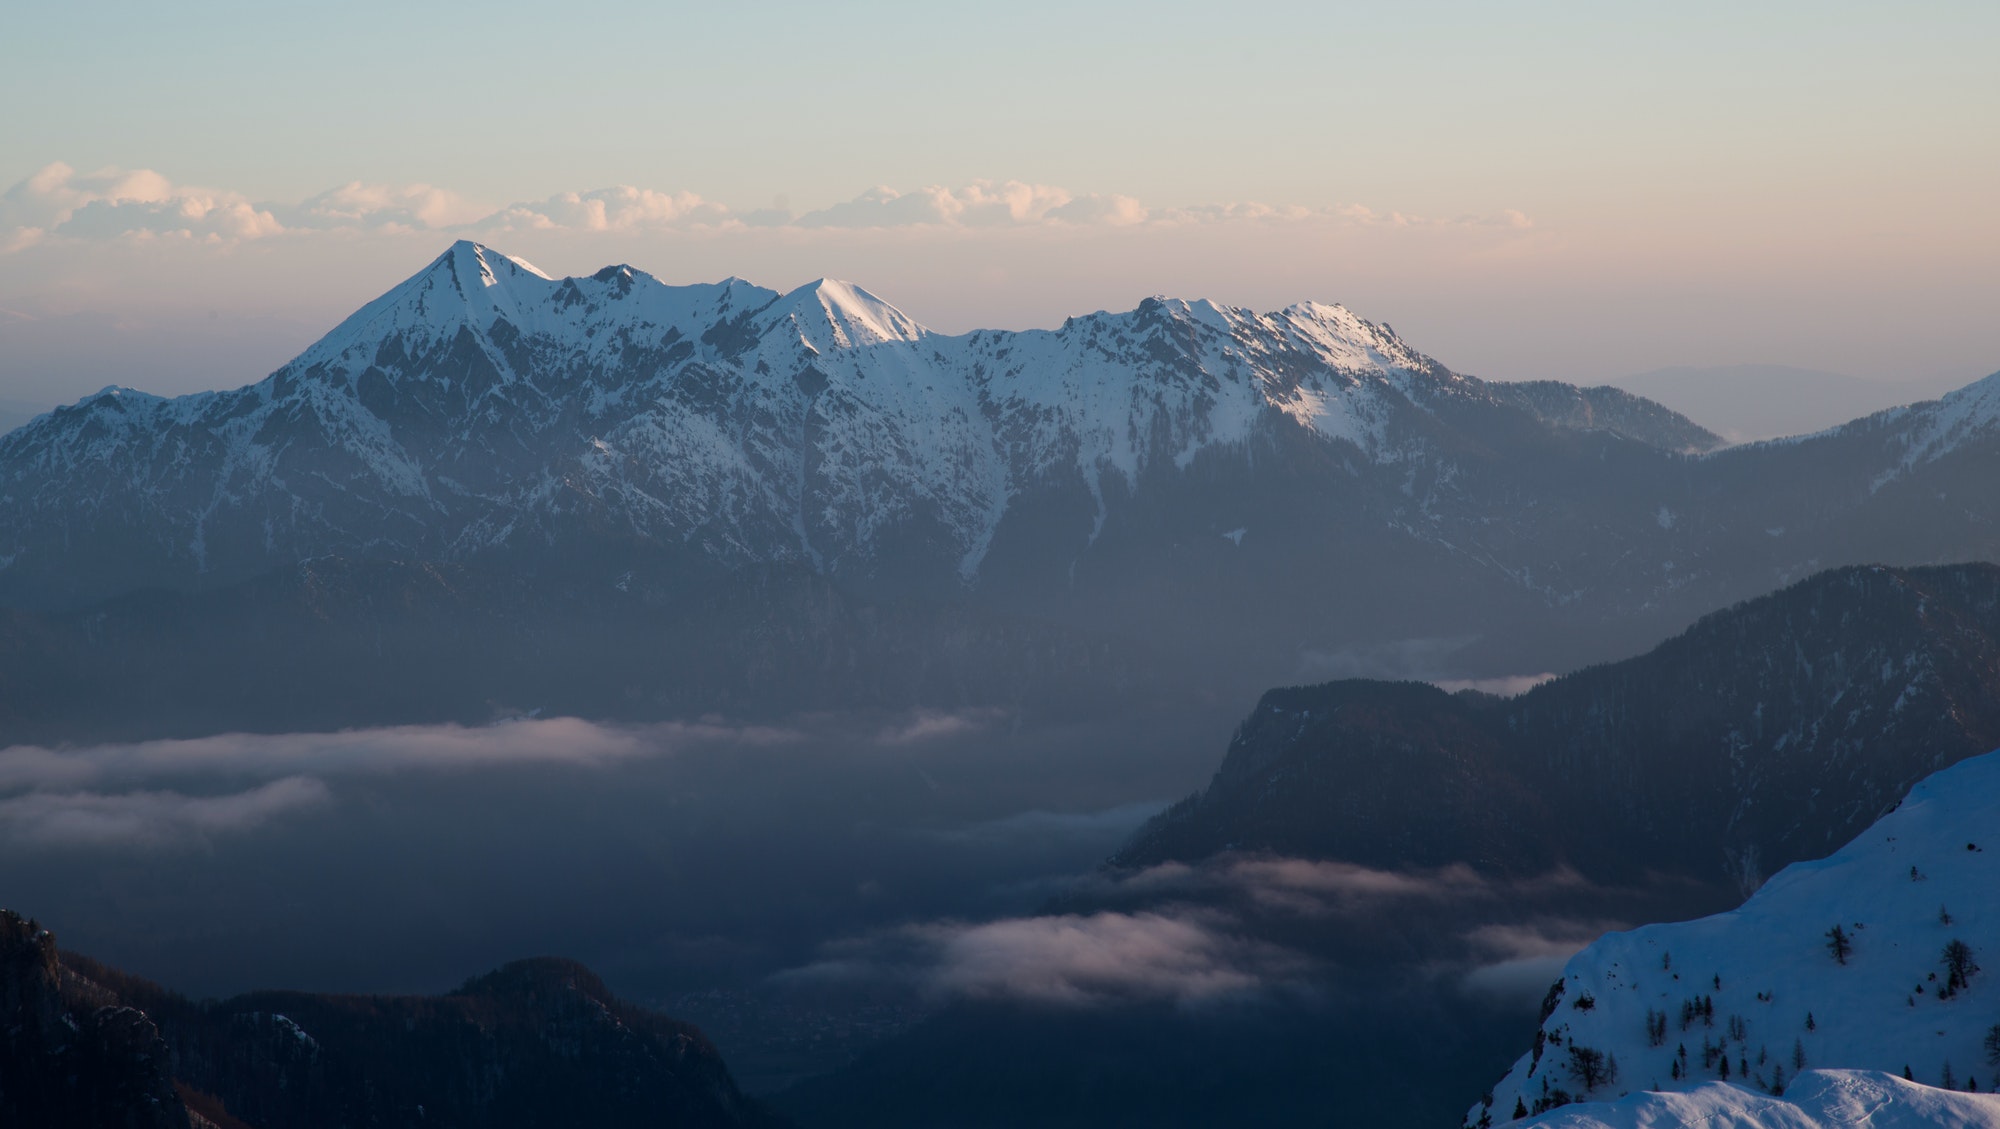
[0,162,1534,254]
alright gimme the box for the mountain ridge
[0,240,1711,612]
[1117,562,2000,890]
[0,908,780,1129]
[8,243,2000,707]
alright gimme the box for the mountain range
[6,242,2000,723]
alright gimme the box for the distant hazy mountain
[1597,364,1963,443]
[1472,748,2000,1125]
[0,556,1165,745]
[1118,563,2000,891]
[6,242,2000,724]
[0,908,777,1129]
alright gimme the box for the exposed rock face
[0,910,188,1129]
[1119,564,2000,890]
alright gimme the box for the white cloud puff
[481,186,733,232]
[277,181,486,231]
[792,180,1148,229]
[0,162,282,251]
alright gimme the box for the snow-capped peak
[444,238,552,285]
[290,240,560,372]
[768,277,928,349]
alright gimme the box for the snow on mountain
[1889,371,2000,474]
[0,240,1514,605]
[1472,748,2000,1126]
[1520,1070,2000,1128]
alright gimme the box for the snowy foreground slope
[1472,750,2000,1126]
[1521,1070,2000,1128]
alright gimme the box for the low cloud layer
[0,777,330,847]
[1457,919,1623,1003]
[0,716,795,794]
[1076,854,1564,915]
[0,717,795,848]
[922,801,1169,848]
[0,162,1532,253]
[784,908,1302,1007]
[778,852,1599,1007]
[922,910,1298,1005]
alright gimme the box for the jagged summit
[449,238,552,281]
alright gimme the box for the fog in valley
[0,697,1746,1123]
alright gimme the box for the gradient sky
[3,0,1996,403]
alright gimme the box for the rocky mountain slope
[0,909,777,1129]
[1118,563,2000,890]
[1470,746,2000,1126]
[0,911,187,1128]
[9,241,2000,705]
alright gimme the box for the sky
[2,0,1997,404]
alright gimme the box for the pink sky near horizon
[2,2,1995,404]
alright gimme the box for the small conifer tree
[1826,925,1852,965]
[1942,939,1979,992]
